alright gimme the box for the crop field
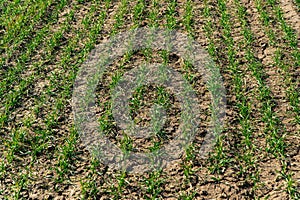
[0,0,299,199]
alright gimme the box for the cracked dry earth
[0,0,299,199]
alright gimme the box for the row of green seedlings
[178,0,202,199]
[0,0,72,196]
[255,0,300,123]
[78,0,147,198]
[148,0,159,28]
[1,0,73,170]
[203,0,260,192]
[181,0,233,197]
[52,1,113,198]
[233,0,298,198]
[183,0,194,38]
[145,0,203,198]
[236,0,293,193]
[80,0,197,198]
[0,129,30,198]
[255,0,298,147]
[1,0,53,57]
[20,0,109,195]
[0,0,63,90]
[2,2,109,198]
[144,1,181,199]
[254,0,300,198]
[256,0,300,194]
[100,0,175,199]
[52,0,184,197]
[0,0,89,197]
[219,0,261,186]
[266,0,300,124]
[93,0,139,199]
[274,9,300,194]
[2,4,76,164]
[106,0,181,198]
[107,1,170,199]
[166,1,231,198]
[267,0,298,48]
[132,0,146,28]
[140,2,165,198]
[202,2,231,185]
[0,4,83,198]
[0,0,70,128]
[111,0,129,35]
[52,1,110,184]
[68,0,156,198]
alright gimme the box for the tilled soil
[0,0,299,199]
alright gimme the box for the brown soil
[0,0,299,199]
